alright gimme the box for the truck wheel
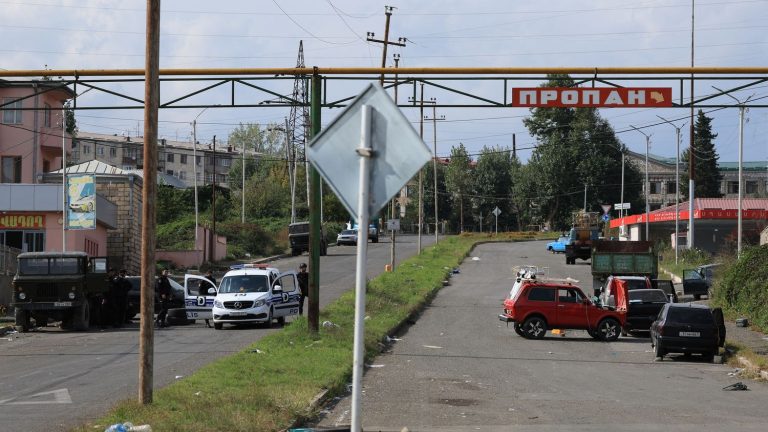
[73,301,90,331]
[522,316,547,339]
[15,309,31,332]
[597,318,621,341]
[693,294,701,301]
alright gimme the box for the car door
[556,288,587,328]
[682,269,706,295]
[184,274,217,320]
[271,271,300,318]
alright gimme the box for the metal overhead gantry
[3,66,768,333]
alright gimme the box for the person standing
[297,263,308,316]
[156,269,172,328]
[115,269,131,325]
[101,268,118,329]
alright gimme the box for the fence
[0,244,20,276]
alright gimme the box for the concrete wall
[96,177,142,273]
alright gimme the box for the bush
[712,244,768,331]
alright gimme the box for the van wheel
[15,309,30,332]
[597,318,620,341]
[277,316,285,326]
[214,322,223,330]
[522,316,547,339]
[693,294,701,301]
[73,301,90,331]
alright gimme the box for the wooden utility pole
[424,102,445,242]
[211,135,217,263]
[139,0,160,405]
[367,6,406,86]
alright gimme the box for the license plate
[186,312,199,318]
[679,331,700,337]
[229,311,246,316]
[53,302,72,307]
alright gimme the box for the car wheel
[522,316,547,339]
[214,322,223,330]
[513,323,525,337]
[654,341,665,360]
[597,318,621,341]
[587,328,601,340]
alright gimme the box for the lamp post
[424,100,444,243]
[714,87,754,255]
[630,125,652,241]
[191,107,213,243]
[657,116,687,264]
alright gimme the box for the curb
[251,254,291,264]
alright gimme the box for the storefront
[0,214,46,252]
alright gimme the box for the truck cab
[11,252,110,331]
[288,221,327,256]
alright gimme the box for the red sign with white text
[511,87,673,108]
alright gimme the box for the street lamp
[630,125,652,241]
[191,107,213,243]
[714,87,754,255]
[657,115,687,265]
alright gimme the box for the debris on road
[471,257,480,261]
[722,382,749,391]
[736,318,749,327]
[423,345,443,349]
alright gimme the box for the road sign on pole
[601,204,612,215]
[492,207,501,234]
[614,203,631,210]
[602,214,610,222]
[307,83,431,432]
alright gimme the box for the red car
[499,279,627,341]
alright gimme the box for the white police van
[183,274,218,322]
[211,263,300,330]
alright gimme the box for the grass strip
[75,233,551,432]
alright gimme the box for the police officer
[118,269,132,323]
[156,269,172,328]
[107,268,125,328]
[297,263,308,316]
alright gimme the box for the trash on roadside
[174,375,183,380]
[250,348,264,354]
[194,391,201,396]
[727,368,742,377]
[722,382,749,391]
[736,318,749,327]
[471,257,480,261]
[365,364,385,368]
[423,345,443,349]
[452,268,460,274]
[322,320,339,329]
[104,422,152,432]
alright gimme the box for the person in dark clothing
[118,269,132,323]
[205,270,217,288]
[100,268,118,329]
[297,263,308,316]
[156,269,173,328]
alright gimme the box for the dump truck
[564,211,601,265]
[590,240,658,297]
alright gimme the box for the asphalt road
[315,240,768,432]
[0,233,435,432]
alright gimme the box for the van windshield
[218,275,269,294]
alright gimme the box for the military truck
[11,251,111,332]
[565,211,601,265]
[288,221,328,256]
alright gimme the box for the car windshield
[340,230,356,235]
[667,307,713,324]
[629,290,668,303]
[218,275,269,294]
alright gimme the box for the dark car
[125,276,185,319]
[288,221,327,256]
[682,263,721,300]
[650,303,726,362]
[624,289,669,333]
[651,279,678,303]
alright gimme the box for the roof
[610,198,768,228]
[124,169,188,188]
[18,251,89,258]
[51,161,187,188]
[668,302,711,310]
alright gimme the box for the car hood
[215,292,270,301]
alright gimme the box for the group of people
[101,268,132,328]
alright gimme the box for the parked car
[600,275,652,307]
[546,236,570,254]
[499,279,626,341]
[650,303,726,361]
[336,229,358,246]
[624,289,670,333]
[651,279,678,303]
[125,276,185,319]
[682,263,721,300]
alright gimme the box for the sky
[2,0,767,164]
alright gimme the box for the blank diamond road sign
[307,83,432,220]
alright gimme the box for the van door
[184,274,217,320]
[271,271,300,318]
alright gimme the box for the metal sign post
[492,206,501,234]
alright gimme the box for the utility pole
[424,101,445,243]
[139,0,160,406]
[308,74,322,334]
[367,6,406,86]
[657,115,687,264]
[408,84,429,253]
[389,54,401,270]
[211,135,216,263]
[241,137,246,223]
[689,0,696,250]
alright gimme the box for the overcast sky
[2,0,767,164]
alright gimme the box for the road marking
[0,388,72,405]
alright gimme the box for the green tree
[681,110,723,199]
[422,163,452,233]
[444,143,473,232]
[472,146,516,231]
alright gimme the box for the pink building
[1,80,74,183]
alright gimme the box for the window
[205,174,214,183]
[97,146,105,156]
[221,157,232,167]
[83,145,91,154]
[166,153,174,163]
[110,147,117,158]
[24,232,45,252]
[2,98,23,124]
[1,156,22,183]
[558,288,581,303]
[196,155,202,166]
[727,181,739,194]
[178,171,186,180]
[166,169,174,176]
[746,181,758,194]
[649,182,662,194]
[527,287,555,302]
[196,172,202,181]
[44,103,52,127]
[666,182,677,194]
[180,154,188,164]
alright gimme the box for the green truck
[590,240,658,296]
[11,251,111,332]
[288,222,328,256]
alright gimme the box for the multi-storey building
[71,132,260,188]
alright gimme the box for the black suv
[650,303,726,362]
